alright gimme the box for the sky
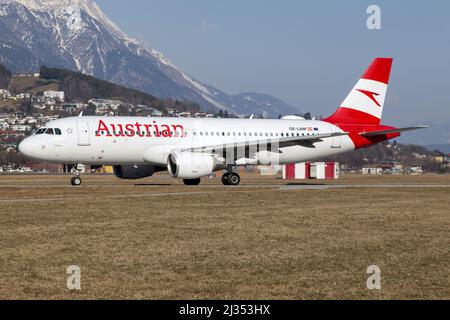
[96,0,450,130]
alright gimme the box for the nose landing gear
[71,176,82,186]
[70,164,83,186]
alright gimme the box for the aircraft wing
[359,126,429,137]
[177,132,349,153]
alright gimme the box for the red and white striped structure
[283,162,339,180]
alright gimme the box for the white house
[89,99,122,111]
[10,124,32,132]
[0,121,9,130]
[362,165,383,175]
[0,89,11,99]
[409,166,424,175]
[43,90,65,102]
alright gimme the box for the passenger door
[76,120,91,146]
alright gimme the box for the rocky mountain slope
[0,0,300,116]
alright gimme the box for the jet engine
[113,164,162,179]
[167,152,215,179]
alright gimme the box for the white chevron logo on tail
[340,78,388,119]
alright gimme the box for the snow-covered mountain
[0,0,300,116]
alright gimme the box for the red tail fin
[325,58,393,125]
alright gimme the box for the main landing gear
[222,172,241,186]
[70,165,83,186]
[182,170,241,186]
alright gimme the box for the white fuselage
[18,116,355,166]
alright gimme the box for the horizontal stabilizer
[359,126,429,137]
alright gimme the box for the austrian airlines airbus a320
[18,58,426,186]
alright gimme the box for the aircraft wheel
[221,173,230,185]
[183,178,201,186]
[71,176,82,186]
[227,173,241,186]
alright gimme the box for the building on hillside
[433,156,444,163]
[15,93,31,99]
[10,124,32,132]
[0,89,11,99]
[151,109,163,117]
[43,90,65,102]
[57,103,87,112]
[194,112,207,118]
[14,72,39,78]
[166,108,176,116]
[177,112,191,118]
[136,106,163,117]
[408,166,424,175]
[88,99,122,111]
[0,130,26,138]
[379,162,403,174]
[362,165,383,175]
[0,121,9,130]
[22,117,37,124]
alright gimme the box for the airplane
[18,58,427,186]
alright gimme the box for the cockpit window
[36,128,61,135]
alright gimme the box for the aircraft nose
[18,138,35,158]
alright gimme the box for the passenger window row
[193,131,318,137]
[35,127,318,138]
[95,130,319,138]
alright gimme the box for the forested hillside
[39,66,200,112]
[327,141,444,171]
[0,65,12,89]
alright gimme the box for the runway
[0,179,449,202]
[1,182,450,189]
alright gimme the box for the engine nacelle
[167,152,215,179]
[113,164,157,179]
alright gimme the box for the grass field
[0,173,449,299]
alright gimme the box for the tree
[19,98,33,115]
